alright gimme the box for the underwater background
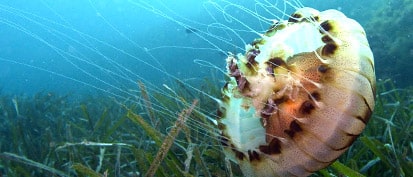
[0,0,412,176]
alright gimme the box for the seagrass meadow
[0,78,412,177]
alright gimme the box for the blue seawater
[2,0,407,97]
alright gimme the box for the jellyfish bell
[218,7,375,177]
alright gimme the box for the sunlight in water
[0,0,375,176]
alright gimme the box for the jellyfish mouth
[218,7,375,177]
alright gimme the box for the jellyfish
[218,7,375,177]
